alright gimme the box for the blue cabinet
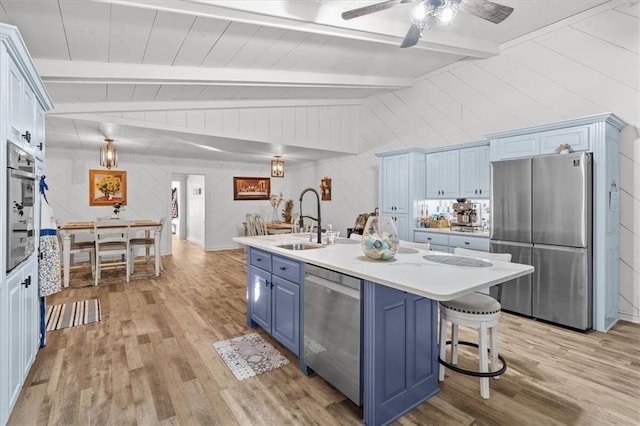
[362,281,439,426]
[247,248,301,356]
[248,265,271,331]
[271,276,300,355]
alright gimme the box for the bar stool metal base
[438,340,507,378]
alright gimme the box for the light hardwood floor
[9,238,640,425]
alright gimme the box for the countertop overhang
[233,234,533,301]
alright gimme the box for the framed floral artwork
[89,169,127,206]
[233,177,270,200]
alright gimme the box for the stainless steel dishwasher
[303,264,361,405]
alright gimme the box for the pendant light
[100,138,118,169]
[271,155,285,178]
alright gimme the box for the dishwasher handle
[304,273,360,300]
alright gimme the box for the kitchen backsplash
[415,199,491,230]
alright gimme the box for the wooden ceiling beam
[47,97,364,115]
[35,59,412,89]
[96,0,500,58]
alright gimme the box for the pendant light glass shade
[271,156,285,178]
[100,138,118,169]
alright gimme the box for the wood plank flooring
[9,238,640,425]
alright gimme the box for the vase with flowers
[112,201,125,219]
[269,193,284,223]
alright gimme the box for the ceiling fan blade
[400,23,422,48]
[458,0,514,24]
[342,0,403,20]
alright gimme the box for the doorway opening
[171,173,206,249]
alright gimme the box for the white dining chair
[290,213,300,233]
[129,217,165,275]
[253,214,268,235]
[93,220,130,285]
[58,232,96,278]
[245,213,256,236]
[438,247,512,399]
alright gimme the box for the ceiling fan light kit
[342,0,514,48]
[411,0,459,26]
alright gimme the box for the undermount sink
[277,243,325,251]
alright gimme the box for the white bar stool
[438,248,512,399]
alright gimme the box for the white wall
[45,148,303,253]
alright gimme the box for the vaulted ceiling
[0,0,612,163]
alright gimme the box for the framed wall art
[233,177,270,200]
[89,169,127,206]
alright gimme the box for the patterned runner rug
[213,332,289,380]
[46,299,102,331]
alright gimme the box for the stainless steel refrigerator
[490,152,593,330]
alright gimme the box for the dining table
[58,219,163,287]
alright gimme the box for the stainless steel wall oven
[6,142,36,272]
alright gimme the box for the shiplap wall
[318,4,639,323]
[105,104,360,154]
[44,4,639,322]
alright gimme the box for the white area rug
[213,332,289,380]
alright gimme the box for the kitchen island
[233,234,533,425]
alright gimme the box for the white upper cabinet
[425,150,459,199]
[381,154,409,214]
[459,145,490,199]
[378,150,426,241]
[6,55,24,145]
[490,124,591,161]
[539,125,590,155]
[493,133,539,160]
[33,103,46,160]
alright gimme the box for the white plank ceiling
[0,0,612,163]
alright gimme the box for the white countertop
[413,228,491,238]
[233,234,533,301]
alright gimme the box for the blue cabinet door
[271,275,300,356]
[363,281,439,426]
[248,265,271,331]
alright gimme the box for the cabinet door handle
[464,242,470,245]
[479,189,482,194]
[265,280,270,287]
[256,257,261,261]
[475,189,478,194]
[38,142,43,151]
[22,276,31,288]
[427,237,432,241]
[22,131,31,142]
[270,282,274,289]
[279,266,286,271]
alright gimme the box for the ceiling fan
[341,0,514,48]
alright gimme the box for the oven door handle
[9,168,36,180]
